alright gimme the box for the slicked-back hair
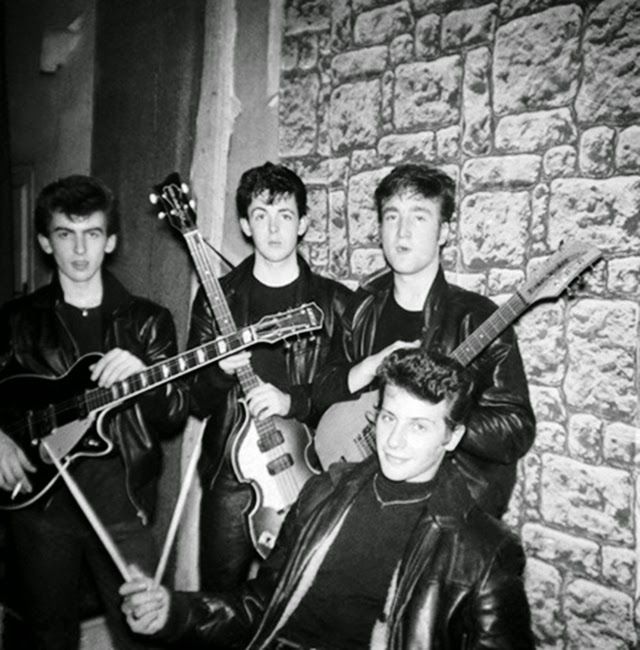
[236,162,307,220]
[377,347,473,430]
[35,175,120,237]
[374,164,456,224]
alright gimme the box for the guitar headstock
[150,172,197,235]
[520,242,603,303]
[253,303,324,343]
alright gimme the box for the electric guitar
[152,173,322,558]
[0,304,322,510]
[314,241,603,468]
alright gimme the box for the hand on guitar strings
[0,429,35,494]
[120,565,170,636]
[90,348,147,388]
[246,381,292,420]
[218,350,252,376]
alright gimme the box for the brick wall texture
[278,0,640,647]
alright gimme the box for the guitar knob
[149,192,158,205]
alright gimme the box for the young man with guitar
[121,347,535,649]
[0,175,188,649]
[312,164,536,518]
[187,162,352,590]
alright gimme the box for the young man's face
[38,211,116,286]
[380,191,449,278]
[375,382,464,483]
[240,191,307,265]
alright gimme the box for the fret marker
[122,380,129,394]
[178,357,187,371]
[241,329,252,344]
[196,349,206,363]
[161,364,170,379]
[140,374,148,387]
[218,340,228,354]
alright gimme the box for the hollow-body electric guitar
[314,241,603,468]
[152,174,322,558]
[0,304,322,510]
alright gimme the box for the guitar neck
[83,329,254,413]
[450,292,528,367]
[183,230,263,397]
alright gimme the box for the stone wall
[278,0,640,647]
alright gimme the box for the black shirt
[282,473,433,649]
[372,293,423,353]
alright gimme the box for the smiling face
[38,211,117,287]
[375,382,465,483]
[380,191,449,279]
[239,191,307,265]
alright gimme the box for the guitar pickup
[257,430,284,452]
[266,454,293,476]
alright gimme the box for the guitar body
[230,400,320,558]
[314,390,378,469]
[0,354,113,510]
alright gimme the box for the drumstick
[41,440,132,581]
[153,424,204,587]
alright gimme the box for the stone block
[350,247,386,278]
[543,145,577,178]
[394,56,462,130]
[347,167,391,246]
[461,155,540,192]
[487,268,524,295]
[351,148,384,173]
[522,523,600,578]
[305,187,328,243]
[436,125,460,161]
[576,0,640,123]
[389,33,414,65]
[602,545,636,590]
[330,0,352,51]
[523,452,541,518]
[608,256,640,295]
[415,13,440,59]
[540,454,633,545]
[285,0,331,35]
[280,72,320,157]
[329,80,381,153]
[568,414,603,464]
[535,422,566,454]
[499,0,555,21]
[548,176,640,254]
[565,578,636,649]
[459,191,530,268]
[528,385,566,423]
[530,184,549,248]
[462,47,491,156]
[331,47,388,82]
[579,126,615,177]
[445,271,485,294]
[493,5,582,115]
[328,189,349,279]
[495,108,577,153]
[441,3,497,50]
[282,35,298,71]
[377,131,436,164]
[354,1,414,46]
[288,156,350,186]
[525,558,564,647]
[297,33,319,70]
[603,422,637,467]
[517,302,565,385]
[381,70,394,126]
[567,299,638,351]
[616,125,640,172]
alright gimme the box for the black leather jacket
[161,458,535,649]
[312,267,536,516]
[187,255,352,485]
[0,272,189,521]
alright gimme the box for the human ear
[105,234,117,254]
[438,222,450,247]
[37,233,53,255]
[239,218,253,238]
[444,424,465,451]
[297,215,309,238]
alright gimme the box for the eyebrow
[379,408,435,425]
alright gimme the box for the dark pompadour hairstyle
[235,162,307,220]
[377,347,473,429]
[35,175,120,237]
[374,164,456,224]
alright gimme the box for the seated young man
[120,347,534,649]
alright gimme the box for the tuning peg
[149,192,158,205]
[189,199,196,210]
[181,183,189,195]
[158,211,166,220]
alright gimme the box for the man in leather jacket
[121,348,535,649]
[0,175,188,649]
[187,162,352,590]
[312,164,535,517]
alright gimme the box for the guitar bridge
[266,454,293,476]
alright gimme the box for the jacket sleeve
[460,325,536,465]
[186,287,236,420]
[470,539,535,649]
[135,306,189,437]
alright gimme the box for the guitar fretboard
[450,292,528,366]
